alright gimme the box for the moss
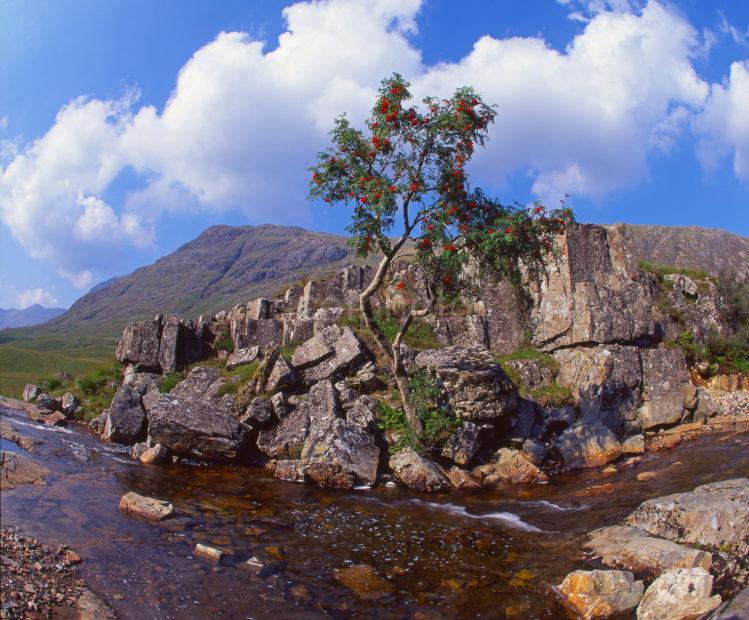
[278,343,300,362]
[217,382,238,397]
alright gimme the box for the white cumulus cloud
[16,288,59,308]
[0,0,744,288]
[694,60,749,182]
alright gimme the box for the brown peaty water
[2,406,748,619]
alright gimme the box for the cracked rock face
[413,347,517,422]
[292,326,369,385]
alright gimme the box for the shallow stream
[2,406,748,619]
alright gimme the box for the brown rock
[0,450,48,490]
[446,467,481,490]
[333,564,392,600]
[389,448,451,493]
[558,569,644,619]
[119,492,173,521]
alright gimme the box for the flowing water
[2,406,748,619]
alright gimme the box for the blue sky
[0,0,747,309]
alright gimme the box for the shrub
[78,364,121,396]
[38,376,62,392]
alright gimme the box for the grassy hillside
[0,329,116,398]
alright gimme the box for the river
[2,406,748,619]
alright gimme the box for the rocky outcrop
[413,347,517,422]
[103,387,147,444]
[440,422,480,466]
[389,449,451,493]
[147,395,249,462]
[557,569,644,619]
[116,314,209,373]
[257,403,310,459]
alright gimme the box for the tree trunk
[393,341,423,435]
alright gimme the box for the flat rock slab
[0,450,48,490]
[625,478,749,558]
[586,525,713,577]
[119,492,173,521]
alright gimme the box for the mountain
[0,305,66,329]
[42,224,366,338]
[12,222,748,342]
[625,224,749,279]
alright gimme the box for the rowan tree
[309,74,573,434]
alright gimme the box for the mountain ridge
[0,305,66,329]
[12,222,749,340]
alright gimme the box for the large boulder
[301,383,381,489]
[586,525,713,578]
[625,478,749,559]
[104,387,147,444]
[389,448,451,493]
[554,345,641,432]
[22,384,41,402]
[60,392,80,417]
[292,326,369,385]
[240,397,276,430]
[147,395,249,462]
[413,347,517,422]
[553,421,622,470]
[637,347,690,430]
[557,569,644,619]
[473,448,548,485]
[636,568,721,620]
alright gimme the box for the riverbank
[0,529,112,620]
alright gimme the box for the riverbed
[2,406,748,619]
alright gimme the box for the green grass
[159,373,181,393]
[214,328,234,353]
[638,260,713,283]
[528,383,573,408]
[0,336,115,398]
[497,346,559,371]
[339,309,439,351]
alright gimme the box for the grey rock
[413,346,517,421]
[147,394,248,461]
[586,525,713,578]
[241,397,276,430]
[257,402,310,459]
[622,434,645,454]
[554,345,641,432]
[638,347,690,430]
[130,372,162,412]
[554,421,622,469]
[504,358,557,389]
[116,318,161,371]
[35,393,61,412]
[140,443,170,464]
[715,587,749,619]
[441,422,480,466]
[625,478,749,559]
[432,314,489,349]
[292,326,369,384]
[60,392,79,417]
[636,568,721,620]
[270,391,289,420]
[22,384,41,402]
[265,356,298,393]
[170,367,227,405]
[693,388,719,422]
[345,362,384,394]
[389,448,451,493]
[522,439,547,465]
[104,387,147,444]
[226,346,260,371]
